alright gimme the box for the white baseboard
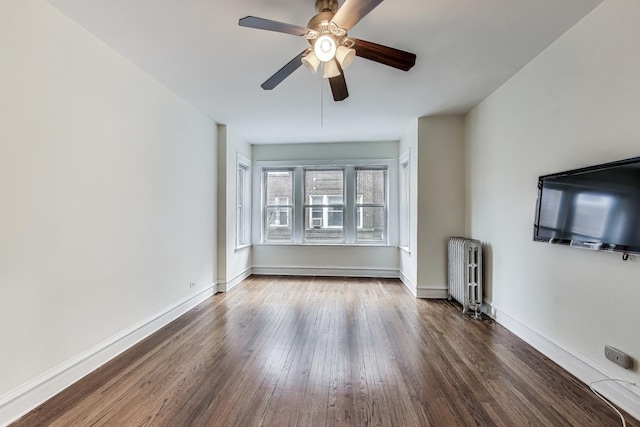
[399,271,417,297]
[399,273,449,299]
[416,287,449,299]
[485,302,640,422]
[251,266,399,278]
[217,268,252,292]
[0,285,216,427]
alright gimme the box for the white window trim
[253,158,398,247]
[399,149,410,252]
[236,153,252,250]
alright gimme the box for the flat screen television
[533,156,640,255]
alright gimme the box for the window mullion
[262,170,268,243]
[293,167,303,244]
[345,166,356,244]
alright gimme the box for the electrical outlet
[605,345,632,369]
[189,282,196,288]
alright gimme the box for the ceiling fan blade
[329,65,348,102]
[331,0,383,31]
[239,16,310,36]
[353,39,416,71]
[261,50,308,90]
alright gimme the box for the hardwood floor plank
[11,276,639,427]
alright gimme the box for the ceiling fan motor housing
[307,10,350,50]
[307,11,336,33]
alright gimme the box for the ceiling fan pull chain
[320,77,324,127]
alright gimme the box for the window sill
[399,246,411,255]
[256,243,395,248]
[235,244,252,252]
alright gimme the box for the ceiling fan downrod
[316,0,339,13]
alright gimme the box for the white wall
[217,125,252,291]
[416,116,466,297]
[252,245,399,277]
[0,1,216,422]
[466,0,640,415]
[398,117,466,297]
[398,120,419,292]
[252,141,398,161]
[252,141,399,277]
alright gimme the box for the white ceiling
[48,0,603,144]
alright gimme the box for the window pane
[356,206,385,242]
[327,207,343,227]
[327,195,343,205]
[305,207,343,241]
[237,163,251,247]
[309,195,324,205]
[266,207,292,241]
[357,169,385,205]
[237,168,245,245]
[237,206,244,245]
[278,209,288,226]
[266,171,292,205]
[310,206,323,228]
[305,170,343,201]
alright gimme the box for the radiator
[448,237,483,318]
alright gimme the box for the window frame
[254,159,396,246]
[355,167,387,243]
[236,153,252,249]
[304,168,346,243]
[262,168,295,243]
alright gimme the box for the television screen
[533,156,640,255]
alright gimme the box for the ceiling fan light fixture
[314,35,337,62]
[322,59,341,78]
[336,46,356,70]
[302,51,321,74]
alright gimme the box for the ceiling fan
[239,0,416,102]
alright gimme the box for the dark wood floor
[13,276,638,426]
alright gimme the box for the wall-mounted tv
[533,156,640,255]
